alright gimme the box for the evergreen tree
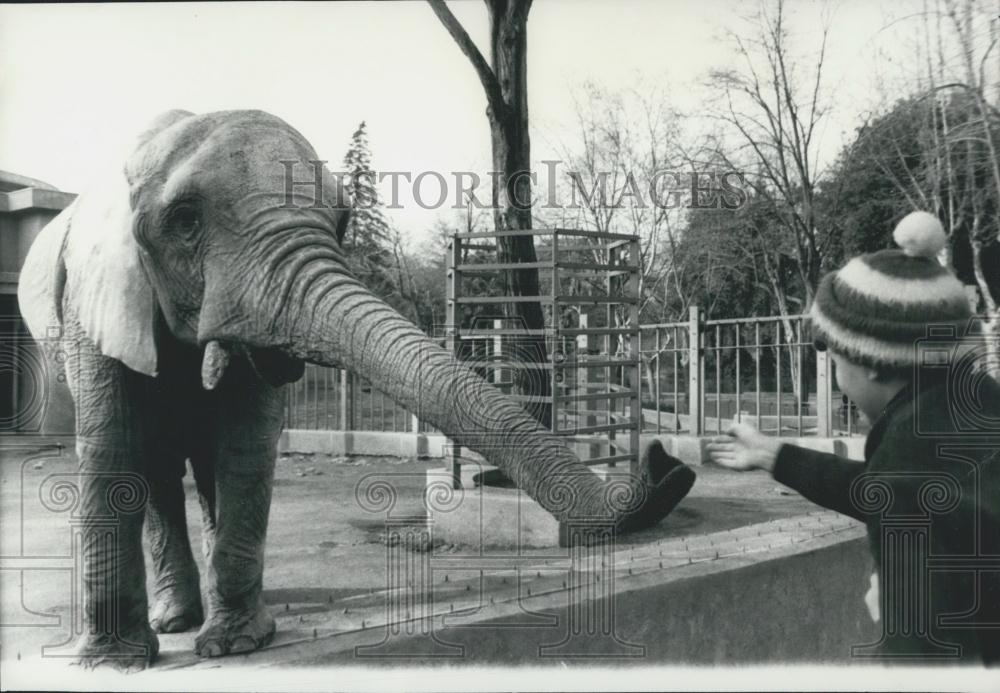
[341,121,396,299]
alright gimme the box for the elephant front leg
[194,379,282,658]
[144,454,204,633]
[72,447,159,670]
[194,455,276,656]
[62,326,159,670]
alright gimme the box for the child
[708,211,1000,665]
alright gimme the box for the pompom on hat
[810,211,972,370]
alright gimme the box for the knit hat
[810,211,972,370]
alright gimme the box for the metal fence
[638,308,865,437]
[285,307,867,439]
[284,367,431,434]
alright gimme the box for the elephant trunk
[278,265,643,526]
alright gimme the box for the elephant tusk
[201,340,230,390]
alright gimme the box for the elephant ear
[59,161,159,375]
[43,110,194,377]
[17,200,73,347]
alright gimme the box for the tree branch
[427,0,507,116]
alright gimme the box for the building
[0,171,76,434]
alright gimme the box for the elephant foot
[616,439,696,535]
[194,595,275,658]
[150,581,204,633]
[70,622,159,672]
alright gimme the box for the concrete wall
[0,175,76,435]
[0,210,57,275]
[279,429,451,458]
[280,428,867,463]
[252,530,877,666]
[428,536,877,664]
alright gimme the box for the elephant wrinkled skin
[17,110,694,669]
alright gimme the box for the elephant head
[18,109,692,531]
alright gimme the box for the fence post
[816,349,832,437]
[339,369,354,432]
[576,313,601,463]
[688,305,703,436]
[445,236,462,489]
[626,238,641,476]
[493,318,504,389]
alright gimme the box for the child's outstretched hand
[706,422,782,473]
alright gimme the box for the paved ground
[0,437,824,669]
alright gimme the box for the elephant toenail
[162,617,186,632]
[200,640,225,658]
[228,636,258,654]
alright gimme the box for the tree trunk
[486,0,551,426]
[428,0,549,426]
[642,355,657,411]
[760,249,802,404]
[971,238,1000,378]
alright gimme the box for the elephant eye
[167,204,201,238]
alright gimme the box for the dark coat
[774,373,1000,664]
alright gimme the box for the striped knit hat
[810,211,972,370]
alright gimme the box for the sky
[0,0,926,246]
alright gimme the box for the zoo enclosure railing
[639,308,864,438]
[285,307,866,439]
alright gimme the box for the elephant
[17,109,695,669]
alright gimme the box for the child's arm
[708,423,868,522]
[771,443,868,522]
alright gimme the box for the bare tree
[939,0,1000,374]
[427,0,553,423]
[706,0,837,400]
[542,81,753,402]
[708,0,832,303]
[859,0,1000,374]
[549,82,688,318]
